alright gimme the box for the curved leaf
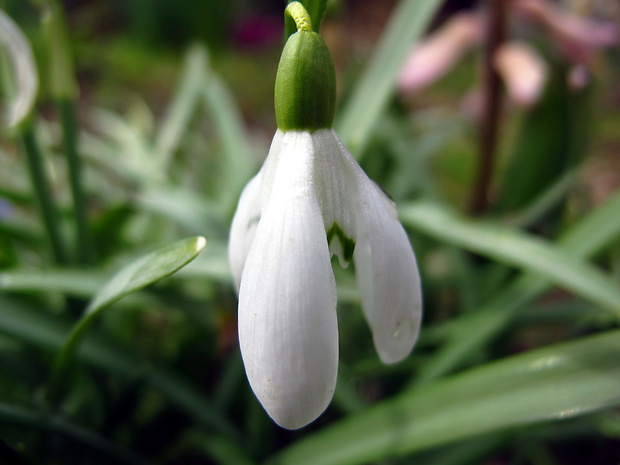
[50,236,206,393]
[335,0,442,154]
[409,190,620,382]
[0,296,237,438]
[399,202,620,315]
[268,330,620,465]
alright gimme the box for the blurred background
[1,0,619,464]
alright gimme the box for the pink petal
[494,41,547,107]
[398,13,482,94]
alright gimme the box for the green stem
[59,98,93,264]
[21,125,69,264]
[286,1,313,32]
[47,310,95,400]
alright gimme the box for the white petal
[228,130,285,291]
[0,9,38,127]
[311,129,356,267]
[238,132,338,430]
[228,170,264,291]
[333,131,422,364]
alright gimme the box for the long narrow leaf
[414,190,620,382]
[156,46,207,171]
[335,0,442,154]
[0,269,107,297]
[0,296,237,438]
[202,71,256,214]
[399,201,620,315]
[0,402,151,465]
[268,330,620,465]
[50,237,206,393]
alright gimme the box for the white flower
[229,128,422,429]
[0,8,38,127]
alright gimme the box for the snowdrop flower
[0,8,38,127]
[229,2,422,430]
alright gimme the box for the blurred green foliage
[1,0,620,464]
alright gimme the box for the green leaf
[268,330,620,465]
[181,430,256,465]
[495,66,590,211]
[50,236,206,392]
[137,187,224,235]
[0,268,105,297]
[0,402,151,465]
[0,241,232,297]
[156,45,207,171]
[0,296,237,438]
[414,190,620,382]
[335,0,442,155]
[202,68,256,214]
[399,201,620,315]
[86,236,206,314]
[40,0,77,99]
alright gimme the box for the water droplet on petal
[391,318,415,342]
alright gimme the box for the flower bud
[274,3,336,131]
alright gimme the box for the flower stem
[21,125,69,264]
[468,0,506,215]
[286,1,313,32]
[59,98,93,264]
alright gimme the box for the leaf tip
[195,236,207,252]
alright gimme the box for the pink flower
[398,13,481,94]
[398,0,617,107]
[512,0,617,65]
[494,41,547,107]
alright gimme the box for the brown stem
[468,0,506,215]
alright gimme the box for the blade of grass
[59,99,93,264]
[20,126,69,264]
[181,430,256,465]
[335,0,442,155]
[268,330,620,465]
[0,402,152,465]
[49,237,206,396]
[156,45,207,171]
[413,190,620,382]
[137,186,225,235]
[506,170,576,229]
[41,0,93,264]
[202,70,255,215]
[0,221,42,245]
[0,268,105,297]
[0,241,232,297]
[399,201,620,315]
[0,296,238,438]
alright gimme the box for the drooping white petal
[228,170,264,291]
[238,131,338,430]
[0,9,38,127]
[333,131,422,364]
[311,129,356,267]
[228,130,285,291]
